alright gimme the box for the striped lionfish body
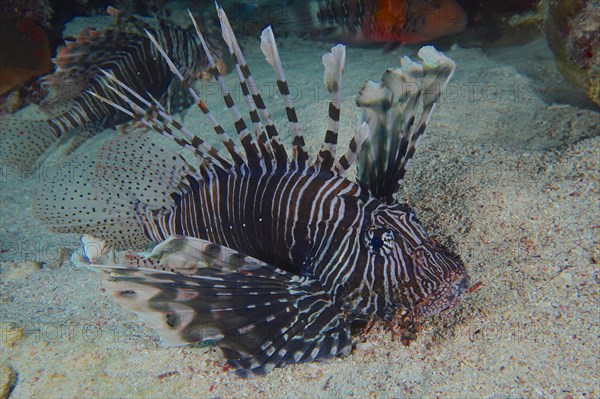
[0,11,224,169]
[35,4,468,376]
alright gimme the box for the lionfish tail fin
[33,131,198,249]
[88,236,352,377]
[356,46,455,202]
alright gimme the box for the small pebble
[559,271,573,285]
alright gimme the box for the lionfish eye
[371,235,384,251]
[365,227,396,256]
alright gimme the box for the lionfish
[34,4,469,377]
[0,9,224,170]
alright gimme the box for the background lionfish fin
[315,44,346,172]
[92,236,352,377]
[33,132,198,249]
[0,108,108,172]
[58,120,105,155]
[0,117,58,170]
[216,4,289,170]
[45,27,115,98]
[356,46,455,202]
[43,16,168,109]
[260,26,308,171]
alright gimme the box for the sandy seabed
[0,16,598,399]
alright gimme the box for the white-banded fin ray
[91,236,352,377]
[259,26,308,171]
[315,44,346,171]
[356,46,456,202]
[216,4,289,169]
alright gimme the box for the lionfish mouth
[412,272,470,319]
[449,274,470,302]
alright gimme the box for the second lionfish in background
[35,5,469,377]
[0,7,225,170]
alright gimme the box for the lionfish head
[365,202,469,320]
[409,240,469,319]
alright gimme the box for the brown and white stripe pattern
[35,4,468,377]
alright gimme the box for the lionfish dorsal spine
[187,9,264,172]
[315,44,346,172]
[408,47,456,158]
[87,78,232,175]
[356,46,456,202]
[93,4,373,180]
[97,55,232,174]
[259,26,309,171]
[91,70,211,163]
[144,26,249,170]
[216,4,290,170]
[333,121,370,175]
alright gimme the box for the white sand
[1,25,598,398]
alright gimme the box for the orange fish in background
[232,0,467,52]
[364,0,467,45]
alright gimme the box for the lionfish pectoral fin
[0,116,57,171]
[356,46,455,202]
[33,131,198,250]
[91,235,352,377]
